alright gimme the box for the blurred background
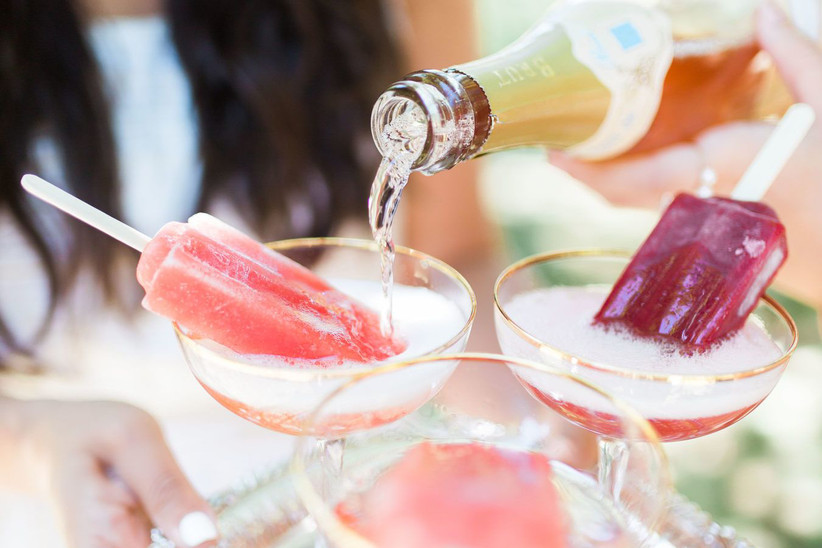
[470,1,822,547]
[0,1,819,546]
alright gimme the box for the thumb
[106,411,218,547]
[757,1,822,110]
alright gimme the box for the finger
[549,144,702,208]
[55,456,152,548]
[102,465,141,506]
[105,466,156,544]
[551,121,777,207]
[757,1,822,109]
[103,410,218,547]
[694,122,774,192]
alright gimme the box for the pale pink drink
[178,238,475,438]
[494,251,796,443]
[292,354,670,548]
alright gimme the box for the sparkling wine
[525,388,763,442]
[368,104,429,336]
[201,385,419,436]
[196,279,467,435]
[497,285,785,442]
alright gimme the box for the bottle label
[561,2,674,159]
[456,20,615,155]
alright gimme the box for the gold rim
[493,249,798,383]
[290,352,672,547]
[174,237,477,379]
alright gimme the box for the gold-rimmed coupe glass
[176,237,476,438]
[493,249,797,545]
[292,353,671,548]
[170,238,476,546]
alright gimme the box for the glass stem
[313,437,346,548]
[317,437,346,499]
[597,437,630,500]
[598,437,755,547]
[598,437,659,546]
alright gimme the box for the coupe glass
[493,249,797,546]
[176,237,475,437]
[161,238,476,546]
[292,353,671,548]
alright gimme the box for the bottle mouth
[370,70,488,175]
[370,92,428,167]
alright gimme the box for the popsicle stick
[731,103,816,201]
[21,174,151,252]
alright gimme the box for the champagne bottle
[371,0,770,175]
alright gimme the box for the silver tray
[149,459,316,548]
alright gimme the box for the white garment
[90,16,202,235]
[0,16,292,547]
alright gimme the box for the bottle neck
[370,69,493,175]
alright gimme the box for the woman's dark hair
[0,0,399,359]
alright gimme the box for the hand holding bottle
[550,2,822,309]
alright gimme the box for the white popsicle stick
[731,103,816,201]
[21,174,151,252]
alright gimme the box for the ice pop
[594,104,814,352]
[136,213,406,362]
[350,442,568,548]
[20,174,406,363]
[595,193,787,351]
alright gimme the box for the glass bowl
[176,237,476,437]
[292,353,671,548]
[494,249,797,442]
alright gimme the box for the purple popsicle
[594,193,787,351]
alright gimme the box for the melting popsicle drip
[595,193,787,352]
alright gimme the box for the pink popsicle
[348,442,568,548]
[595,193,787,351]
[136,214,406,363]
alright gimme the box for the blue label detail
[586,31,608,63]
[610,22,642,50]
